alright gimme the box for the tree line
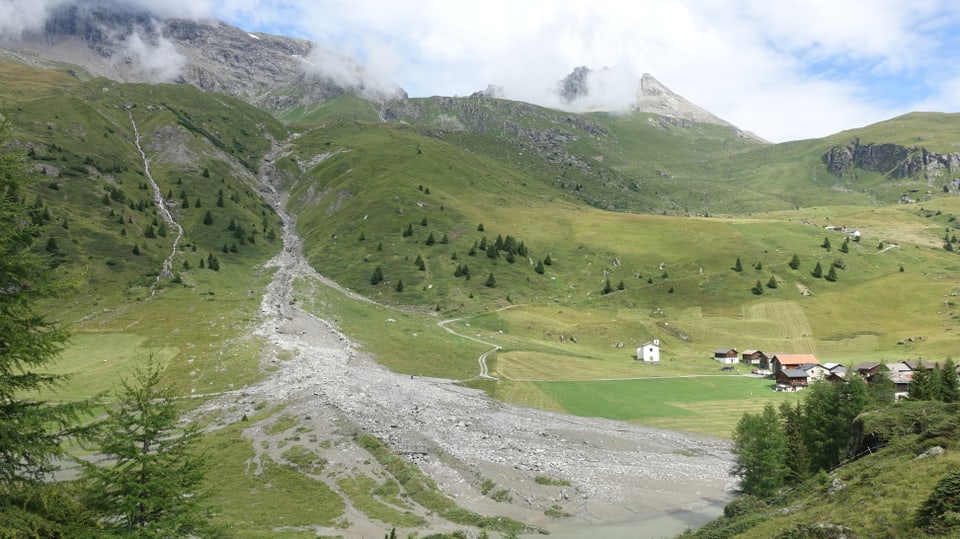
[732,359,959,498]
[1,123,216,537]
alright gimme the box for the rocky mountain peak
[634,72,729,126]
[0,1,406,111]
[554,66,765,141]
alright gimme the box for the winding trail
[437,318,499,379]
[127,107,184,294]
[191,133,735,537]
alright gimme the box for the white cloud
[5,0,960,141]
[120,27,186,82]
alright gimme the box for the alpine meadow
[4,5,960,539]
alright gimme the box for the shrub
[917,470,960,534]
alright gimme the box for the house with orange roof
[771,353,819,375]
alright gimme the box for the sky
[4,0,960,142]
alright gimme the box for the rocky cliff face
[1,1,405,111]
[823,138,960,179]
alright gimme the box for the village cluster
[636,340,947,398]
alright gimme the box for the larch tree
[81,361,217,538]
[731,403,788,497]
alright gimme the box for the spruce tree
[733,257,742,272]
[825,265,837,282]
[812,261,823,278]
[602,278,613,294]
[370,266,384,285]
[0,123,96,529]
[543,254,553,265]
[788,254,800,270]
[202,210,213,225]
[395,280,404,293]
[767,276,778,289]
[485,272,496,287]
[939,358,959,402]
[822,236,831,250]
[751,280,763,295]
[535,260,545,274]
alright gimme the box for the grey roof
[780,369,809,378]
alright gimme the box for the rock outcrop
[823,138,960,179]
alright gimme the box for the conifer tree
[767,276,778,289]
[602,278,613,294]
[731,403,788,496]
[751,280,764,295]
[81,361,217,537]
[0,123,96,530]
[733,257,743,272]
[370,265,384,285]
[825,265,837,282]
[543,254,553,265]
[789,254,800,270]
[812,261,823,278]
[778,401,811,484]
[822,236,831,250]
[485,272,496,287]
[535,260,545,274]
[939,358,959,402]
[202,210,213,225]
[395,280,404,293]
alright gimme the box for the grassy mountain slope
[8,57,960,536]
[1,62,288,393]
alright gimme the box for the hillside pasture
[38,333,175,402]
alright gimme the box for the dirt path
[192,137,736,537]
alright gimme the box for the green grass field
[534,376,797,437]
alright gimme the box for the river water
[520,499,727,539]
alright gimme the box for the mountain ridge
[0,1,763,139]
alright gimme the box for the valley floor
[190,140,736,537]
